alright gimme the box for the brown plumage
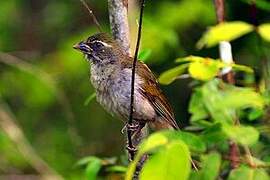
[121,58,179,130]
[73,33,179,130]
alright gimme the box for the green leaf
[201,124,227,144]
[138,133,169,156]
[126,131,193,180]
[249,157,270,168]
[161,131,206,153]
[140,141,191,180]
[258,23,270,42]
[138,49,152,62]
[106,165,127,173]
[84,93,96,106]
[85,158,102,180]
[248,108,263,121]
[201,79,234,124]
[221,85,264,109]
[188,120,214,129]
[241,0,270,11]
[222,124,259,145]
[197,79,264,124]
[175,56,209,63]
[125,161,137,180]
[188,61,219,81]
[197,153,221,180]
[76,156,101,167]
[172,56,253,82]
[255,0,270,11]
[189,89,208,122]
[159,64,189,85]
[228,166,269,180]
[197,21,254,48]
[232,64,254,73]
[125,133,169,180]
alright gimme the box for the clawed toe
[121,122,140,134]
[127,122,140,131]
[126,145,137,152]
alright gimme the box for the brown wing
[121,58,179,130]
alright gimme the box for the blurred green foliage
[0,0,270,179]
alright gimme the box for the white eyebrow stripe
[93,40,112,47]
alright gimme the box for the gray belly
[92,70,156,122]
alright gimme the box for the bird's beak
[73,42,91,53]
[73,43,81,50]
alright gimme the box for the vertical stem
[214,0,225,23]
[214,0,235,84]
[128,0,145,161]
[108,1,148,173]
[0,103,63,180]
[108,0,131,55]
[213,0,239,169]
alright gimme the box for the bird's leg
[125,122,146,160]
[131,122,146,138]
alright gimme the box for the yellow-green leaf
[85,158,102,180]
[160,131,206,153]
[125,133,168,180]
[175,56,210,63]
[228,166,269,180]
[138,49,152,62]
[222,124,259,145]
[84,92,96,106]
[258,23,270,42]
[188,61,219,81]
[138,133,168,156]
[191,152,221,180]
[232,64,254,73]
[197,21,254,48]
[159,64,189,85]
[140,141,191,180]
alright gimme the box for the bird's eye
[90,41,104,51]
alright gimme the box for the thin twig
[224,155,269,168]
[0,101,63,179]
[126,0,146,161]
[79,0,103,32]
[213,0,240,169]
[214,0,225,23]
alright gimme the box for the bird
[73,32,179,132]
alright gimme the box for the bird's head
[73,33,123,65]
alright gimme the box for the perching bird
[73,33,179,131]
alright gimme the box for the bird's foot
[126,145,137,161]
[121,121,140,134]
[126,145,137,153]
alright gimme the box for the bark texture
[108,0,148,179]
[108,0,130,54]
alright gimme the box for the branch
[0,52,81,148]
[214,0,225,23]
[127,0,146,161]
[108,0,147,158]
[80,0,103,32]
[214,0,235,83]
[213,0,239,169]
[108,0,130,54]
[108,1,147,178]
[0,102,63,179]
